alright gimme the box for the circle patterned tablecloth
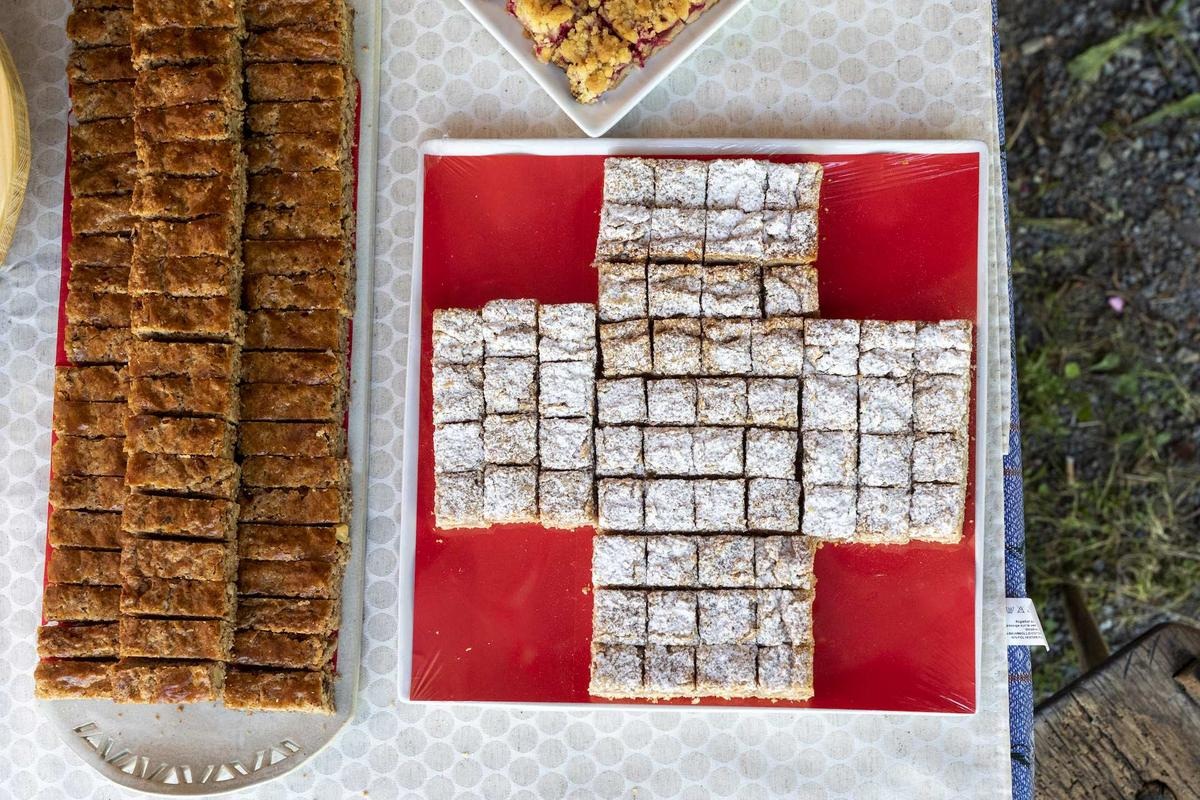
[0,1,1015,797]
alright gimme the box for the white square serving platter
[400,138,990,714]
[457,0,752,137]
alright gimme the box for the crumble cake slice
[704,210,765,264]
[753,536,816,590]
[744,428,797,479]
[747,477,801,532]
[48,510,124,551]
[539,303,597,363]
[602,157,654,206]
[701,319,754,375]
[588,643,643,697]
[646,378,697,425]
[71,82,135,124]
[596,478,644,531]
[696,534,748,585]
[120,577,234,620]
[509,0,578,63]
[483,465,539,524]
[223,668,334,713]
[644,644,696,695]
[237,524,346,562]
[643,427,694,476]
[910,483,966,544]
[596,204,652,262]
[692,426,744,476]
[647,591,698,645]
[763,264,819,317]
[539,361,595,418]
[37,623,119,660]
[483,414,538,465]
[50,431,124,482]
[34,661,114,700]
[125,453,239,498]
[47,549,122,586]
[538,469,596,528]
[857,486,911,545]
[592,534,647,586]
[644,478,695,532]
[42,585,120,622]
[597,261,648,322]
[595,425,644,476]
[705,159,768,212]
[231,630,336,670]
[551,13,636,105]
[110,659,225,705]
[509,1,714,104]
[538,417,594,470]
[651,318,702,375]
[434,471,485,529]
[238,559,343,599]
[646,535,698,586]
[236,598,339,634]
[601,0,692,62]
[647,263,702,318]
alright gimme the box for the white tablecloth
[0,1,1014,796]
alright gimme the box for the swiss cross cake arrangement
[418,154,977,707]
[36,0,357,715]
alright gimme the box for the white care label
[1005,598,1048,648]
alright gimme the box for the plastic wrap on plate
[403,139,986,713]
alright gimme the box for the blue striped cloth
[992,1,1035,795]
[1004,337,1034,798]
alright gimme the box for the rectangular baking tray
[456,0,753,137]
[400,138,989,715]
[34,0,381,793]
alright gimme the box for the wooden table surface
[1035,623,1200,800]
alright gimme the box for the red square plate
[401,139,988,713]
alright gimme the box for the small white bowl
[457,0,752,137]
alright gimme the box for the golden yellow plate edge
[0,34,32,267]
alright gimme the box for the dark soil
[999,0,1200,698]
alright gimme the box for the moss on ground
[1002,0,1200,699]
[1015,260,1200,694]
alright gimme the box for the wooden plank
[1035,623,1200,800]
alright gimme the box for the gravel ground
[999,0,1200,698]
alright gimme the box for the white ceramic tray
[457,1,752,137]
[34,1,381,793]
[399,138,990,714]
